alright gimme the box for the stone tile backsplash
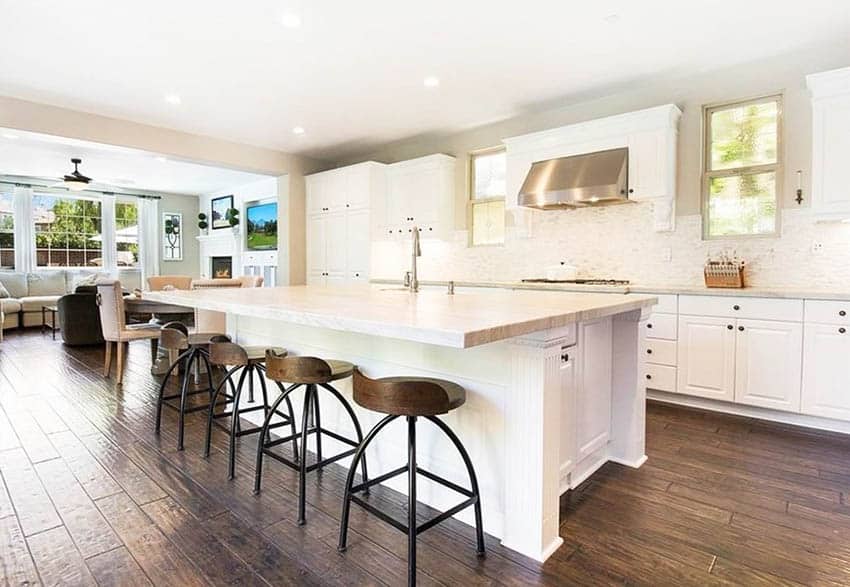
[371,202,850,289]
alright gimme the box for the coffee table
[41,305,59,340]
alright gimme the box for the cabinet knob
[727,324,733,330]
[646,374,652,380]
[840,310,847,317]
[733,304,740,311]
[646,348,653,354]
[429,227,433,231]
[647,323,653,329]
[561,353,570,362]
[628,188,634,194]
[355,273,360,277]
[738,326,744,331]
[346,203,350,208]
[840,328,847,334]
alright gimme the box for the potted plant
[198,212,209,234]
[226,208,240,233]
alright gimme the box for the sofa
[0,270,110,331]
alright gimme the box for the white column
[609,308,648,467]
[503,328,568,562]
[12,186,35,272]
[100,193,117,275]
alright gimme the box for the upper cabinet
[807,66,850,221]
[382,154,456,239]
[306,161,386,215]
[503,104,681,231]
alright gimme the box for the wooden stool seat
[243,345,286,362]
[189,332,228,346]
[353,370,466,416]
[325,359,355,381]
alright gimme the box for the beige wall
[158,192,201,278]
[337,44,850,226]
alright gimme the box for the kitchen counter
[145,284,654,348]
[370,278,850,301]
[145,284,652,563]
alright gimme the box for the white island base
[146,286,655,562]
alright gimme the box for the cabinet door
[324,211,347,276]
[734,319,803,411]
[386,170,410,233]
[346,166,371,210]
[576,318,612,461]
[628,129,665,200]
[559,346,577,489]
[801,323,850,420]
[324,170,348,212]
[676,315,735,401]
[306,175,327,215]
[346,209,370,281]
[410,168,441,227]
[812,96,850,216]
[306,215,327,277]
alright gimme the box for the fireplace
[211,256,233,279]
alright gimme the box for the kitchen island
[146,285,656,562]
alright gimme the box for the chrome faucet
[408,226,421,292]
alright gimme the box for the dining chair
[95,279,161,385]
[148,275,193,291]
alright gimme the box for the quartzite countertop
[145,285,656,348]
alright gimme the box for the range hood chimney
[517,147,631,209]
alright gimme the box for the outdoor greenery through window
[0,192,13,269]
[469,147,506,246]
[703,95,781,238]
[34,194,103,267]
[115,200,139,267]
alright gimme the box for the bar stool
[254,351,369,526]
[154,322,228,450]
[203,338,299,479]
[338,368,485,586]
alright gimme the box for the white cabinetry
[383,154,455,239]
[305,162,385,286]
[676,315,736,401]
[559,344,577,492]
[642,294,678,393]
[734,319,803,411]
[807,67,850,221]
[575,318,613,461]
[802,300,850,420]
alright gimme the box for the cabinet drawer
[644,313,677,340]
[679,295,803,322]
[652,294,678,314]
[645,364,677,392]
[641,338,677,366]
[805,300,850,325]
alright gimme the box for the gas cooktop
[521,278,630,286]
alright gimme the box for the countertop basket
[704,262,745,288]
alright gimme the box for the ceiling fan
[61,157,92,191]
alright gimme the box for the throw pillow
[27,271,68,296]
[0,272,28,298]
[0,281,9,299]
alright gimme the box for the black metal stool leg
[227,367,250,480]
[320,383,370,492]
[338,414,398,552]
[155,348,191,433]
[248,363,255,403]
[271,379,300,461]
[297,384,313,525]
[426,415,486,557]
[253,383,300,494]
[408,415,417,587]
[177,349,197,451]
[311,385,323,467]
[204,364,242,458]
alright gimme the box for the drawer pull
[738,326,745,332]
[840,310,847,317]
[647,323,653,329]
[733,304,740,311]
[646,349,653,354]
[840,328,847,334]
[646,374,652,380]
[727,324,733,330]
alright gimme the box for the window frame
[0,191,14,270]
[468,145,507,248]
[701,93,783,240]
[115,196,141,271]
[32,191,104,269]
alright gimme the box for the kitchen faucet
[404,226,421,292]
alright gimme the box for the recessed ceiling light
[603,13,620,24]
[292,126,305,135]
[164,94,182,105]
[280,13,301,28]
[155,156,168,163]
[2,132,19,140]
[423,76,440,88]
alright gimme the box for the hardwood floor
[2,329,850,585]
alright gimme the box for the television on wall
[245,202,278,250]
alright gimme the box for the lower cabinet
[734,319,802,411]
[676,315,736,401]
[801,323,850,420]
[575,317,613,460]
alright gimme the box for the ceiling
[1,1,848,161]
[0,129,271,196]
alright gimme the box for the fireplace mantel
[196,229,278,285]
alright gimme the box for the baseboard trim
[647,391,850,436]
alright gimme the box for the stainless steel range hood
[517,147,630,209]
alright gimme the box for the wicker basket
[704,262,745,288]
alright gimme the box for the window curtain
[138,197,160,289]
[12,186,35,273]
[100,193,117,274]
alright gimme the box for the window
[703,95,781,238]
[34,194,102,267]
[0,192,13,269]
[469,147,506,246]
[115,200,139,267]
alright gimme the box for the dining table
[123,295,194,375]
